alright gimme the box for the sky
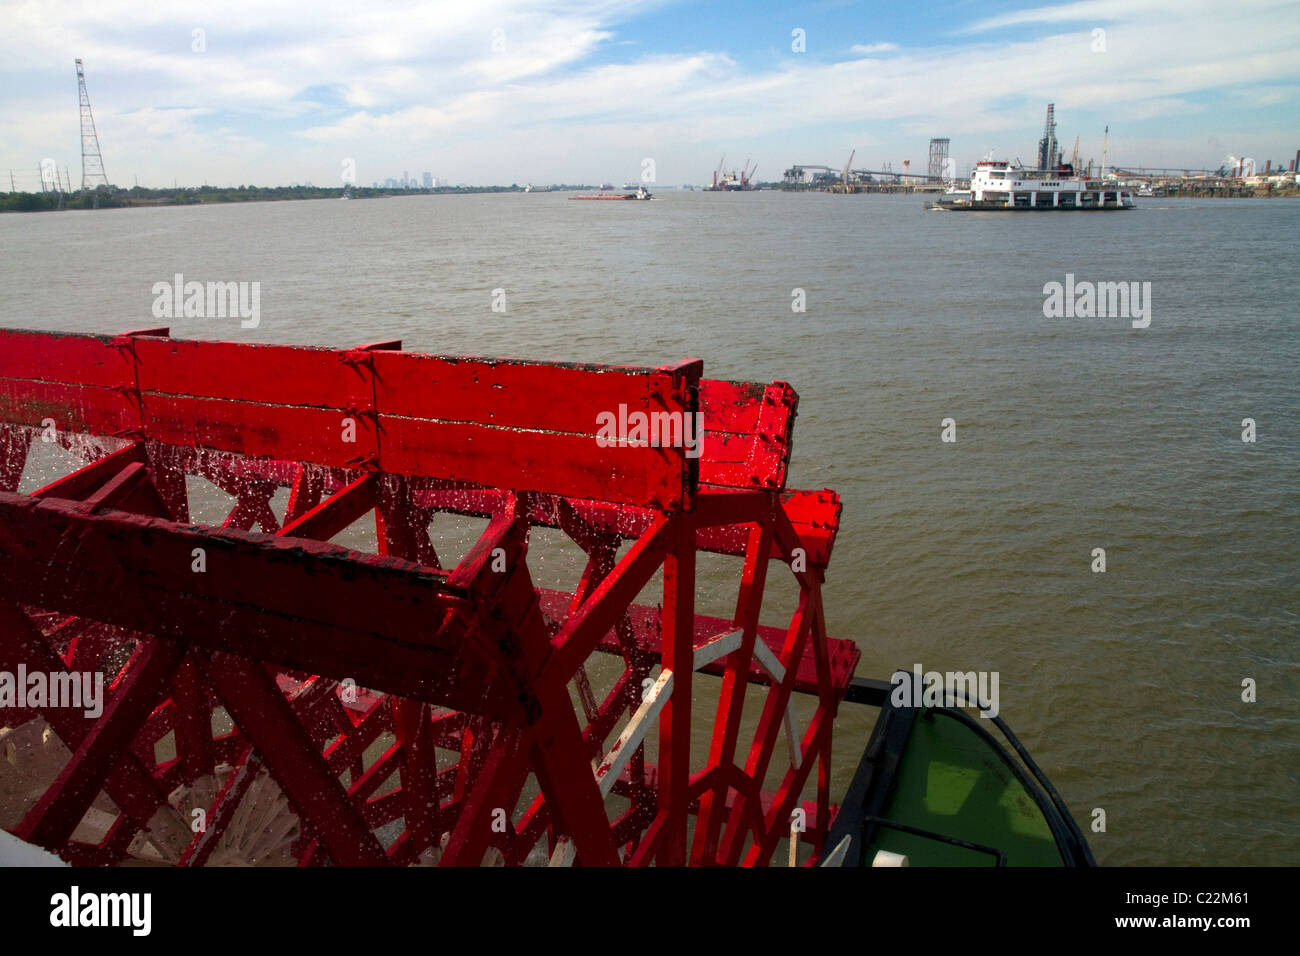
[1,0,1297,189]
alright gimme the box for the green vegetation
[0,188,127,212]
[0,182,540,213]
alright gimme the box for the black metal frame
[825,673,1096,867]
[860,816,1007,866]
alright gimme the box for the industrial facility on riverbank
[774,106,1300,198]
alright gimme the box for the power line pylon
[76,59,110,191]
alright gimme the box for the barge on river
[571,186,652,200]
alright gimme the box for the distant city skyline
[368,172,439,189]
[1,0,1297,189]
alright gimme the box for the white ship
[932,160,1135,211]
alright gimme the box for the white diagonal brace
[752,639,801,770]
[548,836,576,867]
[593,669,674,798]
[693,628,743,671]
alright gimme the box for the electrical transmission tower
[76,59,110,190]
[928,138,950,181]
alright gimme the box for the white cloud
[0,0,1296,185]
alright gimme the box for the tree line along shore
[0,183,578,213]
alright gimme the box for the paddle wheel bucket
[0,327,858,866]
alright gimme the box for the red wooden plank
[0,332,718,510]
[699,379,774,435]
[0,379,139,435]
[0,329,134,388]
[133,338,366,409]
[775,489,840,567]
[382,417,689,509]
[138,393,379,468]
[698,382,797,490]
[371,351,682,434]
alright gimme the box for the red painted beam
[201,652,390,866]
[15,638,186,849]
[0,601,189,856]
[29,441,146,501]
[0,492,523,718]
[0,424,32,493]
[657,516,696,865]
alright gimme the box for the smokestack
[1294,149,1299,171]
[1265,160,1271,173]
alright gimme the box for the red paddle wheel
[0,327,857,866]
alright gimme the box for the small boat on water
[930,160,1134,211]
[571,185,653,200]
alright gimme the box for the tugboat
[931,160,1135,211]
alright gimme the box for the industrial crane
[829,150,856,193]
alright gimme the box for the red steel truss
[0,327,858,866]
